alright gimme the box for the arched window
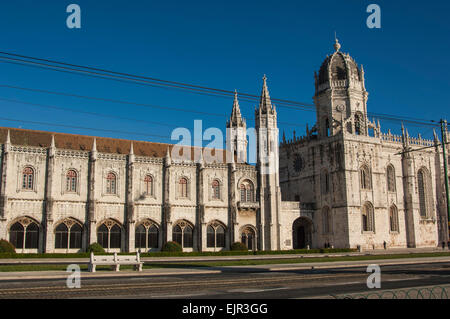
[144,175,153,196]
[361,202,374,232]
[390,205,399,232]
[22,167,34,190]
[212,180,221,200]
[55,220,82,249]
[172,221,193,248]
[66,170,77,192]
[321,170,330,195]
[135,220,159,250]
[55,223,68,249]
[386,165,396,193]
[106,172,117,194]
[241,226,255,250]
[9,218,40,250]
[360,165,372,190]
[418,168,430,219]
[207,222,226,248]
[240,180,254,203]
[97,220,122,250]
[322,206,331,234]
[179,178,188,198]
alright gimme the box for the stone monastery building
[0,39,448,253]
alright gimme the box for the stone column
[126,143,135,252]
[162,148,172,246]
[0,130,11,239]
[44,135,56,253]
[87,138,98,249]
[196,156,205,251]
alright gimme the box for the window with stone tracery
[135,220,159,250]
[97,220,122,250]
[172,221,193,248]
[9,218,39,250]
[207,222,226,248]
[418,168,431,219]
[386,165,396,193]
[106,172,117,194]
[389,205,399,232]
[212,180,221,200]
[360,165,372,190]
[240,180,254,202]
[55,219,82,249]
[66,170,77,193]
[22,167,34,190]
[179,178,188,198]
[144,175,153,196]
[361,202,374,232]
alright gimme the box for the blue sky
[0,0,448,146]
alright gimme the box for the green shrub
[231,242,248,251]
[162,241,182,252]
[0,239,15,253]
[87,243,105,254]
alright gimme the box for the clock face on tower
[293,154,303,172]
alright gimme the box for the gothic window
[55,219,82,249]
[135,220,159,250]
[179,178,188,198]
[390,205,399,232]
[240,180,254,202]
[321,170,330,194]
[172,221,193,248]
[361,202,374,232]
[106,172,117,194]
[386,165,396,193]
[212,180,221,200]
[360,165,372,190]
[207,222,226,248]
[97,220,122,250]
[418,168,431,219]
[66,170,77,193]
[241,226,255,250]
[9,218,39,250]
[22,167,34,190]
[322,206,331,234]
[144,175,153,196]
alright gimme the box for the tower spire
[259,75,273,113]
[230,90,244,126]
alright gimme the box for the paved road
[0,261,450,299]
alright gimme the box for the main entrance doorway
[292,217,313,249]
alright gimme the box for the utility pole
[440,119,450,239]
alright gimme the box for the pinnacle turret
[258,75,274,114]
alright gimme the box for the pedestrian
[447,241,450,250]
[383,241,387,250]
[442,241,446,250]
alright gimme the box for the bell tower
[314,38,369,138]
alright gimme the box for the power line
[0,116,172,141]
[0,84,308,128]
[0,50,316,108]
[0,50,440,128]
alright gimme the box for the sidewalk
[0,247,446,265]
[0,254,449,282]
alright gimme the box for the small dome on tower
[316,39,362,93]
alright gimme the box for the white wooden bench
[88,252,143,272]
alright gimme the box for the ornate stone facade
[0,40,448,253]
[279,39,449,250]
